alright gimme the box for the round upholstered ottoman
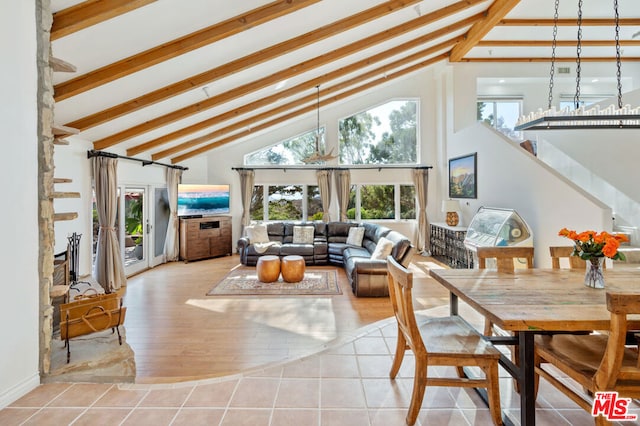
[281,255,305,283]
[256,255,281,283]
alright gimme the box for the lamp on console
[442,200,461,227]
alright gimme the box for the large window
[347,184,416,221]
[477,98,522,140]
[250,183,415,222]
[339,100,418,165]
[244,128,325,166]
[250,185,315,221]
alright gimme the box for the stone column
[36,0,55,376]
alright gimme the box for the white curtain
[333,169,351,221]
[412,168,430,255]
[92,156,126,293]
[164,168,182,261]
[316,169,331,222]
[237,169,255,235]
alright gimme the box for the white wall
[204,71,440,245]
[0,0,41,408]
[448,123,611,268]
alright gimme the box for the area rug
[207,267,341,296]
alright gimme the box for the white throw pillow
[293,225,315,244]
[346,226,365,247]
[370,237,394,261]
[246,224,269,244]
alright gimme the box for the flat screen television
[177,184,230,216]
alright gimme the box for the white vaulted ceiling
[50,0,640,164]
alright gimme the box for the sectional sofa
[237,221,414,297]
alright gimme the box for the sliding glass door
[122,187,147,276]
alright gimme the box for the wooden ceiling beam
[477,40,640,47]
[460,57,640,62]
[159,40,458,161]
[150,35,466,160]
[67,0,424,131]
[54,0,320,101]
[93,0,483,150]
[51,0,157,40]
[448,0,520,62]
[498,18,640,26]
[129,14,481,156]
[171,52,451,163]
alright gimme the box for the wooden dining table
[428,267,640,426]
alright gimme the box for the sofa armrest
[237,237,250,264]
[354,259,388,274]
[238,237,250,248]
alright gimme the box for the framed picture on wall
[448,153,477,199]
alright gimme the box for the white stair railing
[537,139,640,245]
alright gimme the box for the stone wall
[37,0,55,376]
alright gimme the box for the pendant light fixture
[515,0,640,131]
[302,85,336,163]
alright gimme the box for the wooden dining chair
[386,256,503,425]
[550,245,605,270]
[477,246,535,335]
[477,246,534,273]
[550,246,584,269]
[535,291,640,425]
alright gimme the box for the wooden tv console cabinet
[179,216,232,262]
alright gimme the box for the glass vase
[584,257,605,289]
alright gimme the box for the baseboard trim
[0,373,40,409]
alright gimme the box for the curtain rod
[232,165,432,172]
[87,150,188,171]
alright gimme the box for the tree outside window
[359,185,395,219]
[268,185,302,220]
[339,100,418,165]
[307,185,323,220]
[249,185,264,221]
[400,185,416,219]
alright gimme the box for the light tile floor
[2,316,640,426]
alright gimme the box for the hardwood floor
[122,254,450,384]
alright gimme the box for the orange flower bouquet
[558,228,628,261]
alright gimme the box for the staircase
[534,140,640,266]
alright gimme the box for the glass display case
[464,207,533,268]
